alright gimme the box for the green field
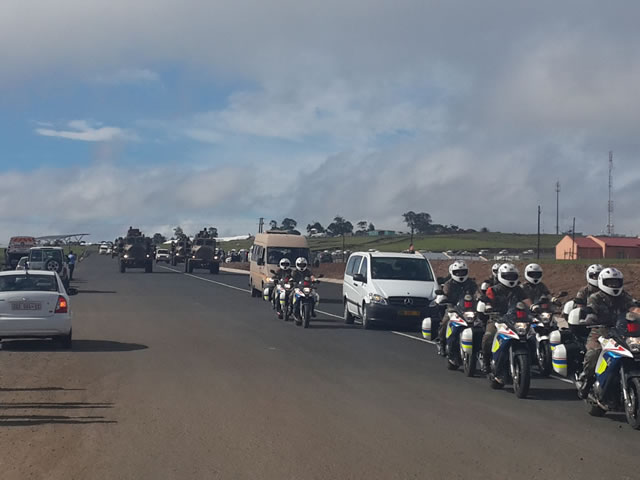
[220,233,563,254]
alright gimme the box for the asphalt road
[1,254,638,479]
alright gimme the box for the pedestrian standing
[68,250,77,280]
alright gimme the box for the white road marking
[162,265,577,387]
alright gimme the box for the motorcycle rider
[578,268,639,398]
[521,263,550,304]
[273,258,293,318]
[482,263,501,287]
[481,263,532,373]
[291,257,316,319]
[437,261,478,355]
[575,264,604,304]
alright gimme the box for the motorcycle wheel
[624,377,640,429]
[537,342,552,377]
[513,354,531,399]
[303,304,310,328]
[463,351,476,377]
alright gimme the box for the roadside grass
[220,232,563,253]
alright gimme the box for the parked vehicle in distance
[28,247,70,289]
[0,270,74,348]
[99,243,109,255]
[343,252,437,329]
[5,236,37,269]
[249,231,310,297]
[155,248,170,263]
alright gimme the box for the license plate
[11,302,42,311]
[399,310,420,316]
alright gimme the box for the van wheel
[362,304,372,330]
[344,301,354,325]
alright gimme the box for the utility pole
[555,180,560,235]
[571,217,576,260]
[537,205,541,260]
[607,151,614,236]
[258,217,264,234]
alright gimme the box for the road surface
[0,254,637,479]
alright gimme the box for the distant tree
[306,222,325,234]
[368,222,376,231]
[403,211,432,235]
[269,220,278,230]
[327,215,353,237]
[481,227,489,233]
[152,233,166,245]
[281,218,297,231]
[207,227,218,238]
[357,220,368,232]
[173,226,184,238]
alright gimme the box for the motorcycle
[487,303,533,399]
[460,298,487,377]
[577,313,640,429]
[278,275,295,321]
[530,292,567,377]
[444,295,477,371]
[421,289,448,341]
[263,271,277,307]
[293,275,323,328]
[551,300,588,380]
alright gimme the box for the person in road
[291,257,316,320]
[437,261,478,355]
[579,268,639,398]
[67,250,77,280]
[521,263,550,304]
[272,258,293,318]
[481,263,532,372]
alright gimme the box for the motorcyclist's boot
[577,372,593,400]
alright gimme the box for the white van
[342,252,437,329]
[249,232,310,297]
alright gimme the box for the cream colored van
[249,232,310,297]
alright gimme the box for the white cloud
[35,120,137,142]
[92,68,161,86]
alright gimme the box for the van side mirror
[353,273,366,283]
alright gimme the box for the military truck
[170,237,191,266]
[119,227,153,273]
[185,229,220,274]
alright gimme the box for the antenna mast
[555,180,560,235]
[607,151,614,236]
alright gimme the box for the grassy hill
[220,232,563,254]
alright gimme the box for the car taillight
[464,301,473,309]
[55,296,68,314]
[628,322,640,334]
[516,309,527,319]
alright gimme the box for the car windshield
[371,257,434,281]
[266,247,310,265]
[157,249,169,254]
[0,274,58,292]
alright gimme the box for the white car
[0,270,73,348]
[99,244,109,255]
[155,248,170,263]
[342,252,437,329]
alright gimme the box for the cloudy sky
[1,1,639,241]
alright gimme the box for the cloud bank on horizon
[1,1,639,241]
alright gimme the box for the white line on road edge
[160,265,343,320]
[160,265,577,386]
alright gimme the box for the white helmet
[295,257,308,271]
[480,281,490,294]
[492,263,501,279]
[498,263,519,288]
[279,258,291,270]
[598,267,624,297]
[586,264,604,288]
[524,263,543,285]
[448,261,469,283]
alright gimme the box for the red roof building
[556,235,640,260]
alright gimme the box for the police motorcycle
[550,298,589,381]
[529,292,567,377]
[293,275,323,328]
[487,302,534,399]
[441,295,478,371]
[278,273,296,321]
[421,277,449,341]
[263,270,278,309]
[575,313,640,429]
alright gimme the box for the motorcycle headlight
[214,256,219,260]
[284,283,291,289]
[540,312,551,322]
[266,277,273,283]
[626,337,640,353]
[463,312,476,321]
[146,254,150,258]
[303,287,311,294]
[515,322,529,336]
[123,254,129,259]
[369,294,387,305]
[176,253,180,256]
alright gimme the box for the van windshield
[266,247,310,265]
[371,257,434,281]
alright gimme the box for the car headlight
[146,254,150,258]
[214,256,219,260]
[192,255,196,259]
[303,287,311,294]
[176,253,180,256]
[515,322,529,336]
[369,294,387,305]
[123,254,129,259]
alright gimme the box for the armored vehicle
[119,227,153,273]
[170,238,191,266]
[185,229,220,274]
